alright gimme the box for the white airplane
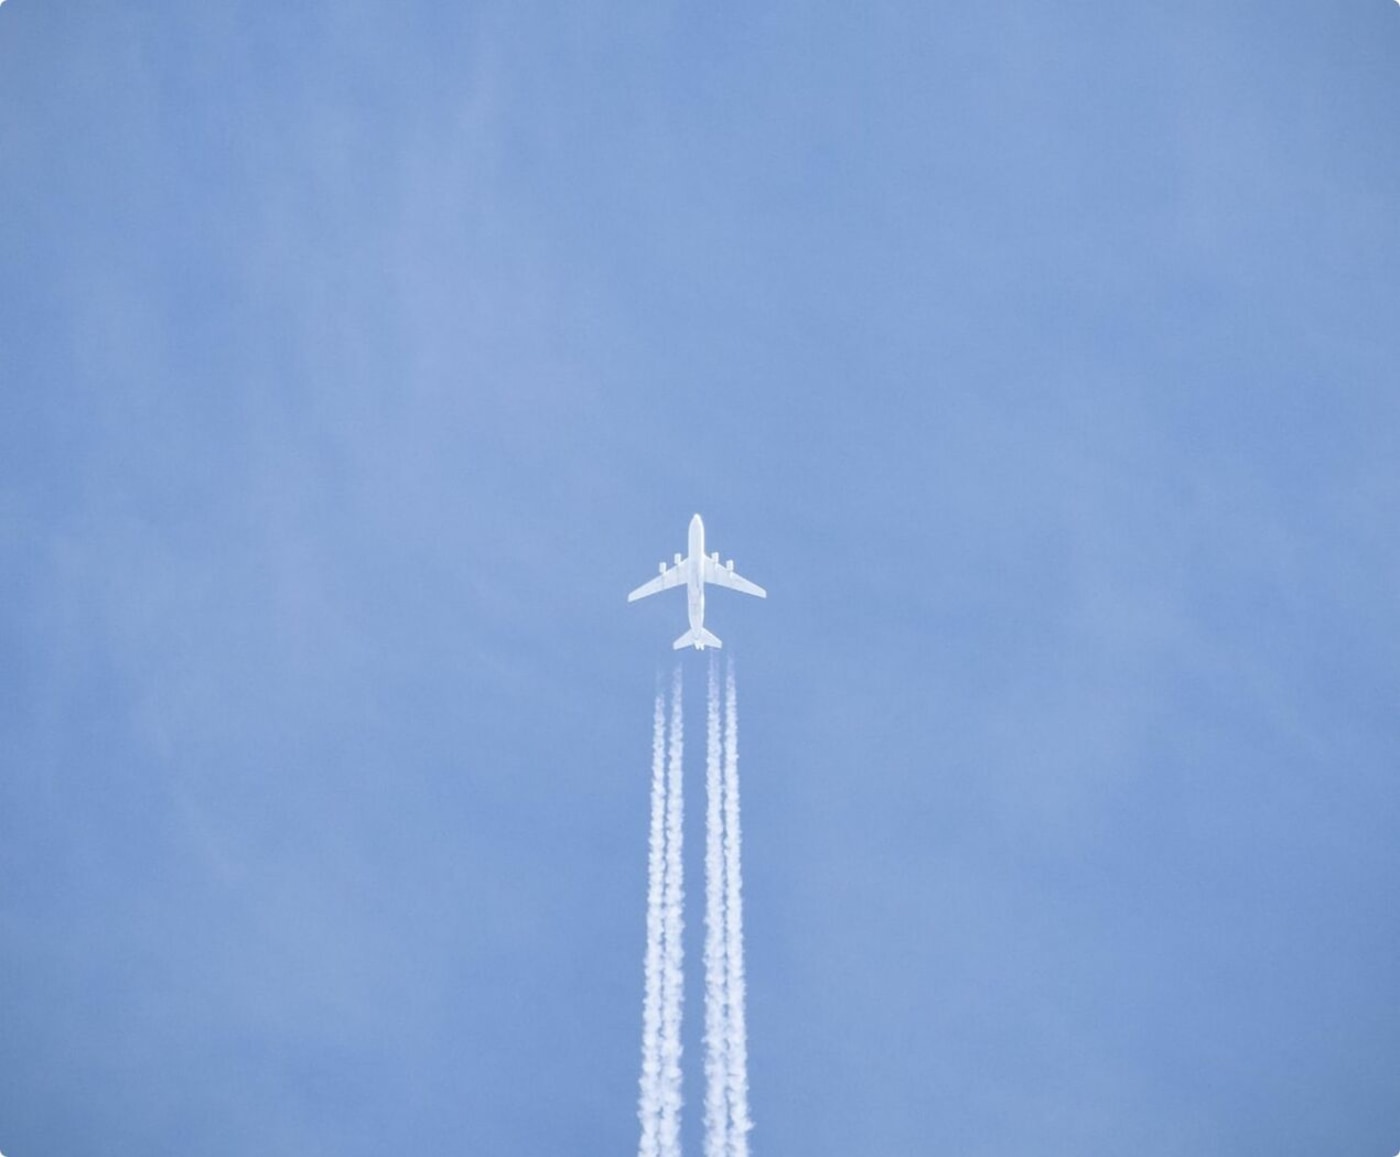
[628,514,766,650]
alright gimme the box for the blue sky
[3,3,1399,1154]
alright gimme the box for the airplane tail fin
[673,626,723,651]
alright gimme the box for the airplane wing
[702,556,766,598]
[628,560,688,602]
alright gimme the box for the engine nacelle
[659,561,667,574]
[712,551,720,562]
[726,559,734,571]
[674,553,683,565]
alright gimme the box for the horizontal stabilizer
[673,626,722,651]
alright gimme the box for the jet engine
[726,559,734,571]
[659,561,667,574]
[674,553,683,565]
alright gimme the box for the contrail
[702,654,730,1157]
[660,665,686,1157]
[637,687,668,1157]
[722,658,753,1154]
[639,659,753,1157]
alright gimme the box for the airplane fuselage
[687,513,706,636]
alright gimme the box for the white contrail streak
[723,658,753,1154]
[660,665,686,1157]
[637,688,667,1157]
[702,655,730,1157]
[640,659,753,1157]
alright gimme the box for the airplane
[627,514,766,650]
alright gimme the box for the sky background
[3,2,1400,1154]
